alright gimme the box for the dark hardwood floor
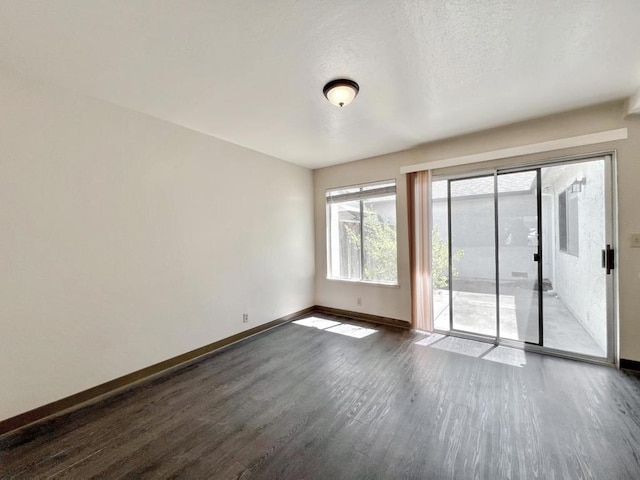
[2,314,640,479]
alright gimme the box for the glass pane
[567,193,579,255]
[362,195,397,283]
[558,191,567,251]
[431,179,450,331]
[450,176,497,336]
[497,171,540,344]
[328,201,361,280]
[541,159,606,357]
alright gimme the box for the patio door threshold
[435,328,497,346]
[498,338,614,367]
[431,329,615,367]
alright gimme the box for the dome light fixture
[323,79,359,107]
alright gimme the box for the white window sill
[326,277,400,288]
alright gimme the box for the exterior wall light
[570,177,586,193]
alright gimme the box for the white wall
[314,101,640,362]
[314,157,412,322]
[0,71,315,421]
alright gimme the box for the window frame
[326,179,399,286]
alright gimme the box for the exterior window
[326,181,398,284]
[558,190,579,256]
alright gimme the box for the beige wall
[314,157,412,321]
[314,101,640,361]
[0,71,315,421]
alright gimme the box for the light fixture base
[323,79,359,107]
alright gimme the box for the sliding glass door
[431,154,615,362]
[539,158,610,358]
[449,176,497,337]
[497,170,541,345]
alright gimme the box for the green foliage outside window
[346,205,397,283]
[432,223,463,290]
[344,207,462,287]
[362,207,397,282]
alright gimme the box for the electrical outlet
[242,313,249,323]
[357,297,363,306]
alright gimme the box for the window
[558,189,579,256]
[327,180,398,284]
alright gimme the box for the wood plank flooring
[2,314,640,479]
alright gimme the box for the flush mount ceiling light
[323,79,359,107]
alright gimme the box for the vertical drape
[407,170,433,331]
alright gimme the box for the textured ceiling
[0,1,639,169]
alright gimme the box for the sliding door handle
[602,245,614,274]
[533,253,540,262]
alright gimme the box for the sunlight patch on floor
[292,317,377,339]
[292,317,341,330]
[483,346,527,367]
[428,336,493,358]
[414,334,446,346]
[414,334,528,367]
[325,323,377,339]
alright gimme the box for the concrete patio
[432,283,605,358]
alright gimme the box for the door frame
[432,150,618,366]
